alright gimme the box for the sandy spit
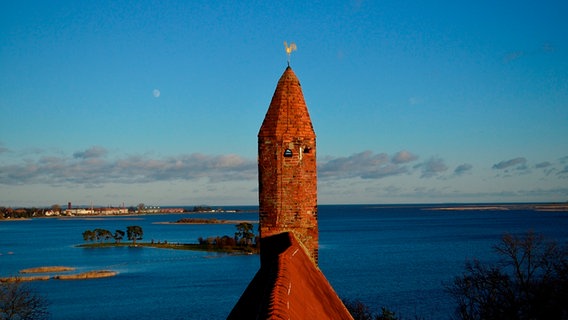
[20,266,76,273]
[54,270,117,280]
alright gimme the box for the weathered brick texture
[258,66,319,264]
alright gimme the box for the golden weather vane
[284,41,297,66]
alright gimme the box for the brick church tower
[228,65,352,319]
[258,66,318,264]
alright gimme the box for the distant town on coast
[0,203,255,219]
[1,202,567,220]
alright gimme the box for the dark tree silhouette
[342,299,400,320]
[447,231,568,320]
[113,230,125,243]
[127,226,143,244]
[235,222,255,246]
[0,279,49,320]
[82,230,96,242]
[93,229,113,242]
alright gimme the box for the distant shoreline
[2,203,566,221]
[421,203,568,212]
[0,205,258,220]
[0,210,258,221]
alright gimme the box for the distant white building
[65,208,95,215]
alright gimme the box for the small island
[20,266,75,273]
[78,223,259,254]
[158,217,257,225]
[176,217,226,224]
[53,270,117,280]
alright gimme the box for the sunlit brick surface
[258,66,318,264]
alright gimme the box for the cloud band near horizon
[3,146,566,189]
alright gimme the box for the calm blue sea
[1,204,567,319]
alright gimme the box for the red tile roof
[227,232,353,319]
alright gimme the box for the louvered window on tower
[284,149,293,157]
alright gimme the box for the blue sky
[1,0,567,207]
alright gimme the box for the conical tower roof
[258,66,315,138]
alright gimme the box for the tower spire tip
[284,41,297,66]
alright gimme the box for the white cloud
[391,150,418,164]
[414,157,448,178]
[318,150,417,180]
[0,147,256,186]
[454,163,473,175]
[3,146,567,206]
[492,157,527,170]
[535,161,552,169]
[73,146,108,159]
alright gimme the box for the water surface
[1,205,566,319]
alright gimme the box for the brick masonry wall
[258,67,319,264]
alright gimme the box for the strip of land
[155,218,258,225]
[54,270,117,280]
[20,266,75,273]
[77,242,259,254]
[0,266,117,282]
[1,275,51,282]
[423,203,568,212]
